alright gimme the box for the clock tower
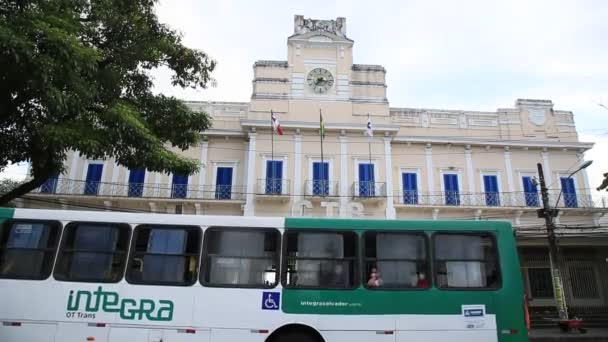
[287,15,353,100]
[250,15,389,122]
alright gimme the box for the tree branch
[0,178,45,205]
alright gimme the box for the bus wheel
[273,331,319,342]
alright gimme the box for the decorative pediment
[288,15,354,44]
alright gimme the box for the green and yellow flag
[319,110,325,138]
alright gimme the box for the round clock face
[307,68,334,93]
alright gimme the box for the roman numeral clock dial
[306,68,334,94]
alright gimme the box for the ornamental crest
[528,108,546,126]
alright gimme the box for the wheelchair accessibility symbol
[262,292,280,310]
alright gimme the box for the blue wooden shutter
[40,175,58,194]
[171,174,188,198]
[215,167,233,199]
[84,164,103,195]
[402,172,418,204]
[128,168,146,197]
[358,163,375,196]
[522,176,539,207]
[266,160,283,194]
[561,177,577,208]
[313,162,329,196]
[444,174,460,205]
[483,175,500,206]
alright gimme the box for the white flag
[366,114,373,137]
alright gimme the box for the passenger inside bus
[415,272,429,288]
[367,267,383,288]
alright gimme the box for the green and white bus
[0,208,528,342]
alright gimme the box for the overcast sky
[4,0,608,198]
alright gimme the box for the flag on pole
[365,113,373,137]
[271,110,283,135]
[319,111,325,138]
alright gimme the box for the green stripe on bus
[282,218,527,341]
[0,207,15,221]
[285,217,512,232]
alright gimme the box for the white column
[198,141,209,196]
[244,132,257,216]
[504,147,515,205]
[103,160,113,182]
[101,159,113,196]
[339,134,349,217]
[68,151,80,179]
[464,145,475,194]
[464,146,475,206]
[425,144,434,194]
[293,133,303,200]
[384,136,395,219]
[541,148,552,186]
[111,162,120,184]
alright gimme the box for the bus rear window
[0,220,60,280]
[201,228,279,288]
[54,222,130,283]
[282,231,357,289]
[433,233,501,289]
[126,225,201,286]
[363,232,429,289]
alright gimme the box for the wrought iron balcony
[257,178,290,196]
[351,181,387,198]
[33,178,245,201]
[393,190,599,209]
[304,180,339,197]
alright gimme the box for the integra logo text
[66,287,174,321]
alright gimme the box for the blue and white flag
[365,114,373,137]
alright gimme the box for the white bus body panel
[0,209,500,342]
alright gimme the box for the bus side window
[126,225,201,286]
[433,233,501,289]
[282,231,358,289]
[0,220,61,280]
[54,222,130,283]
[201,228,280,288]
[363,232,429,289]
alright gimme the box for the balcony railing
[32,178,245,200]
[394,190,599,208]
[257,178,290,196]
[351,181,387,198]
[304,180,339,197]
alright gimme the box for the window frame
[281,229,359,290]
[362,230,431,291]
[53,221,131,283]
[0,219,62,280]
[200,227,281,289]
[126,224,202,287]
[432,231,502,291]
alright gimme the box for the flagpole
[367,113,376,188]
[368,113,373,197]
[271,109,274,193]
[320,108,325,197]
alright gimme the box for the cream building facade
[21,16,608,324]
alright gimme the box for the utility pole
[536,162,569,321]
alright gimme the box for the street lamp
[536,160,592,330]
